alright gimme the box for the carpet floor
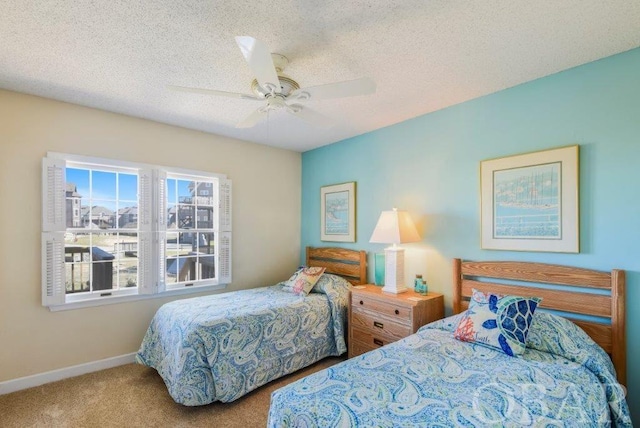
[0,357,344,427]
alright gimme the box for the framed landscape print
[321,182,356,242]
[480,145,579,253]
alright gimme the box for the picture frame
[321,182,356,242]
[480,145,579,253]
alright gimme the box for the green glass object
[374,253,385,286]
[415,274,428,295]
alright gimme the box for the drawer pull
[394,309,400,315]
[359,300,364,305]
[373,338,384,346]
[373,321,384,329]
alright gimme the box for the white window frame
[42,152,232,311]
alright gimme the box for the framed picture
[321,182,356,242]
[480,145,579,253]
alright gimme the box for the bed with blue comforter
[268,312,632,427]
[136,274,350,406]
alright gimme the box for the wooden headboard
[452,259,626,385]
[306,247,367,285]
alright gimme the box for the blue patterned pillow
[311,273,351,295]
[454,289,541,356]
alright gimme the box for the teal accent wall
[301,47,640,421]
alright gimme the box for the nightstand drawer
[350,328,396,350]
[351,295,411,324]
[351,311,412,341]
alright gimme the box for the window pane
[66,168,89,228]
[118,203,138,229]
[89,202,116,229]
[65,262,90,293]
[92,170,117,200]
[70,231,91,249]
[166,256,179,284]
[114,233,138,289]
[117,258,138,289]
[166,256,196,283]
[193,232,214,254]
[65,231,91,293]
[91,233,117,291]
[91,232,117,256]
[196,207,213,229]
[177,230,195,250]
[167,178,177,204]
[198,255,215,280]
[165,232,179,284]
[118,173,137,201]
[117,173,138,229]
[194,181,214,206]
[92,261,114,291]
[177,180,192,204]
[180,255,197,282]
[177,205,194,229]
[114,233,138,258]
[167,204,176,229]
[166,232,179,255]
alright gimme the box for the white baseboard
[0,352,137,395]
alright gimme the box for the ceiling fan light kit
[168,36,376,128]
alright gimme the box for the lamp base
[381,284,409,294]
[381,246,408,294]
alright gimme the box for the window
[42,153,232,310]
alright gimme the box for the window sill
[46,283,228,312]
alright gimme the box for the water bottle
[419,279,428,295]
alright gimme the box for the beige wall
[0,89,301,382]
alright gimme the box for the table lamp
[369,208,420,294]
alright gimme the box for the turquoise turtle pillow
[454,289,541,356]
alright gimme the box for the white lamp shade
[369,209,420,244]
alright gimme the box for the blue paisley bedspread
[268,312,632,427]
[136,275,350,406]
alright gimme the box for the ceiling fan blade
[236,107,268,128]
[289,77,376,101]
[286,105,333,127]
[235,36,281,94]
[167,85,262,101]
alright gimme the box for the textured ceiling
[2,1,639,152]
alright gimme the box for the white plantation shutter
[155,170,167,292]
[217,179,232,284]
[218,179,232,232]
[217,231,232,284]
[42,157,66,232]
[137,232,154,294]
[138,168,153,233]
[42,232,65,306]
[137,168,155,294]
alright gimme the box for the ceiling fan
[168,36,376,128]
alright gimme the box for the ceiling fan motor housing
[251,75,300,98]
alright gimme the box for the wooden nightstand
[348,284,444,358]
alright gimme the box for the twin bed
[135,247,366,406]
[136,249,631,426]
[267,258,631,426]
